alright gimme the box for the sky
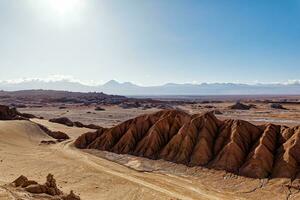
[0,0,299,86]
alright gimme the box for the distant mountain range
[1,79,300,95]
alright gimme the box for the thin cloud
[0,75,103,86]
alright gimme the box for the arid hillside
[0,90,127,105]
[75,109,300,180]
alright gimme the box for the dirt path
[58,140,226,200]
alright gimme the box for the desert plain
[1,91,300,200]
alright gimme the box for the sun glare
[48,0,82,16]
[30,0,86,24]
[46,0,84,16]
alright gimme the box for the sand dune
[0,120,51,146]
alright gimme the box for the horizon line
[0,75,300,87]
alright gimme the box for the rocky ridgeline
[75,109,300,180]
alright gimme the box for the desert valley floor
[1,99,300,200]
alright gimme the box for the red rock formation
[74,109,300,180]
[239,124,280,178]
[74,127,107,149]
[272,126,300,179]
[210,120,263,173]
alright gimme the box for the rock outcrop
[25,174,62,196]
[49,117,102,130]
[37,124,70,140]
[75,109,300,180]
[270,103,287,110]
[62,190,81,200]
[0,105,36,120]
[11,174,80,200]
[49,117,74,127]
[228,102,255,110]
[95,106,105,111]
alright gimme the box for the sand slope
[0,120,51,146]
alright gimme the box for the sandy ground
[19,102,300,128]
[1,103,300,199]
[19,105,160,128]
[0,120,170,200]
[1,119,299,200]
[183,102,300,127]
[0,119,228,200]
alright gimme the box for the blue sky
[0,0,299,86]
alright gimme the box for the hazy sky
[0,0,300,86]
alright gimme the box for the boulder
[12,175,28,187]
[25,184,47,194]
[270,103,287,110]
[62,190,81,200]
[49,117,74,127]
[228,102,254,110]
[95,106,105,111]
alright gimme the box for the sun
[46,0,84,16]
[29,0,86,25]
